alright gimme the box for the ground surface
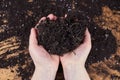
[0,0,120,80]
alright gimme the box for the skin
[29,14,91,80]
[60,28,91,80]
[29,14,59,80]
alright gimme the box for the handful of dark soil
[36,11,88,55]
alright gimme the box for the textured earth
[0,0,120,80]
[36,13,87,55]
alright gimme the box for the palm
[29,14,59,69]
[60,29,91,66]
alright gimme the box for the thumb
[82,28,91,46]
[29,28,38,46]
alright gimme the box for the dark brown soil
[37,11,87,55]
[0,0,120,80]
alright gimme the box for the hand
[29,14,59,80]
[60,29,91,80]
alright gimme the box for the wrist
[62,64,90,80]
[32,67,57,80]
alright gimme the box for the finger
[65,14,67,18]
[47,14,57,20]
[40,17,46,22]
[35,17,46,28]
[83,28,91,46]
[29,28,38,46]
[74,28,91,54]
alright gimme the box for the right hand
[60,28,92,80]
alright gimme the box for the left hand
[29,14,59,80]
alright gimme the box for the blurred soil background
[0,0,120,80]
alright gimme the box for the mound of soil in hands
[0,0,119,80]
[36,11,88,55]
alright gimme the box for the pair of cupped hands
[29,14,91,80]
